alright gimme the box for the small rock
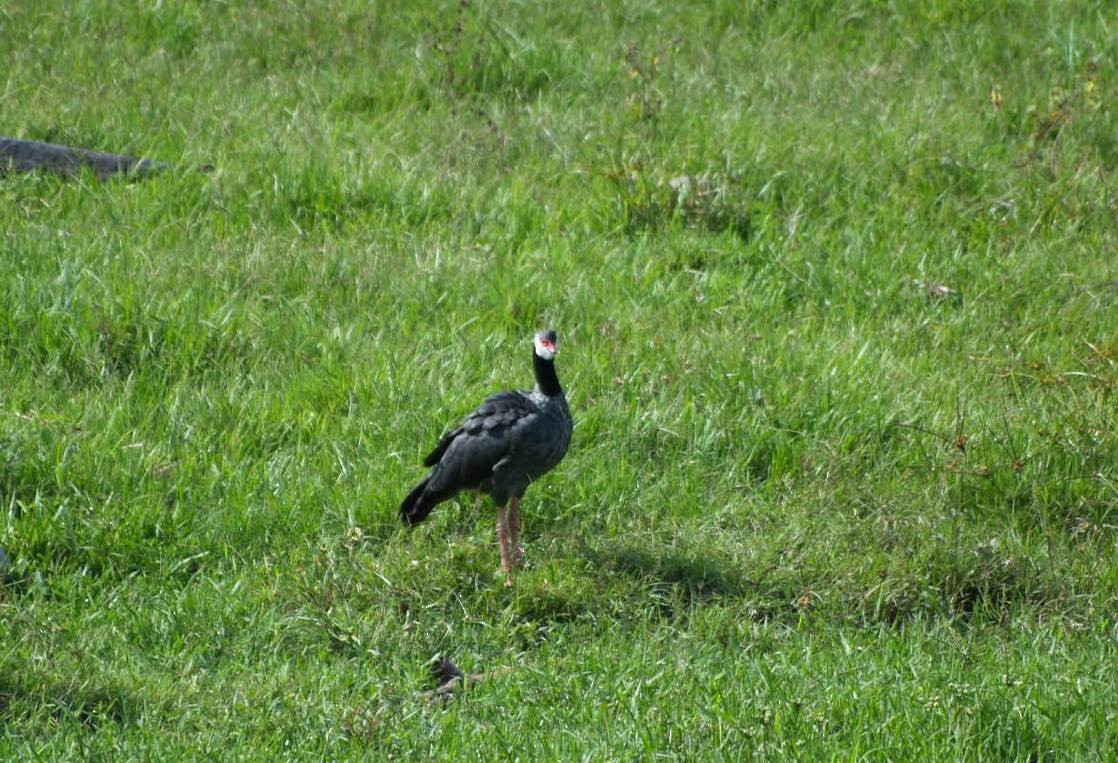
[430,656,465,689]
[916,280,962,304]
[667,175,693,192]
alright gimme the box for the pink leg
[496,505,514,587]
[509,497,524,568]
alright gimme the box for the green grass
[3,0,1118,757]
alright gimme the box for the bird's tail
[399,475,440,526]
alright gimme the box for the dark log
[0,137,169,179]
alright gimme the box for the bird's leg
[508,496,524,568]
[495,505,514,587]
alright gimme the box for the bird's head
[533,329,558,360]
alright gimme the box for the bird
[399,329,573,586]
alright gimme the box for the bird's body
[399,330,572,584]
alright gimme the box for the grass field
[4,0,1118,757]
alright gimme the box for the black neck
[533,350,562,396]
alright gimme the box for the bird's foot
[497,565,515,587]
[511,547,526,570]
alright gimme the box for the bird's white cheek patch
[534,341,556,360]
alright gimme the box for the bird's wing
[422,392,540,486]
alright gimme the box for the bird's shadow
[0,662,136,729]
[581,540,747,602]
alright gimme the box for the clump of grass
[606,163,751,240]
[417,0,561,105]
